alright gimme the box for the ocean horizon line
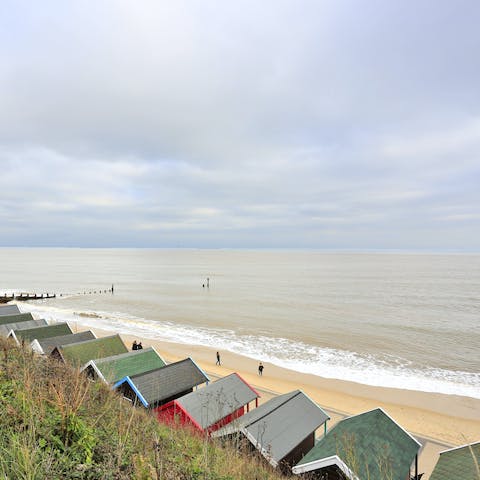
[0,246,479,255]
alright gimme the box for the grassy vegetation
[0,337,286,480]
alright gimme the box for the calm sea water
[1,248,479,398]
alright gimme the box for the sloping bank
[0,337,285,480]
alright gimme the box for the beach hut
[292,408,422,480]
[8,323,73,345]
[0,312,34,326]
[31,331,97,355]
[113,357,209,409]
[81,347,167,384]
[50,334,128,366]
[0,305,21,316]
[214,389,330,472]
[429,441,480,480]
[0,319,47,337]
[157,373,260,434]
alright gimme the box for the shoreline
[77,323,480,445]
[64,306,479,401]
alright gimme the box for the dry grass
[0,337,286,480]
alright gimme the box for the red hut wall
[155,402,194,429]
[207,405,245,433]
[156,402,247,433]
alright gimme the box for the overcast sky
[1,1,479,249]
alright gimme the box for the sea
[1,248,479,399]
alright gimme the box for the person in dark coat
[132,340,138,350]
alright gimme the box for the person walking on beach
[216,351,221,366]
[258,362,264,376]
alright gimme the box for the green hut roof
[82,347,167,384]
[12,323,73,342]
[0,319,47,336]
[33,331,97,355]
[430,442,480,480]
[0,313,34,326]
[293,408,421,480]
[54,334,128,366]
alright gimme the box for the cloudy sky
[1,1,479,249]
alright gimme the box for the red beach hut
[157,372,260,434]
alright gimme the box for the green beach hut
[81,347,167,384]
[0,318,47,336]
[0,312,34,326]
[31,330,97,355]
[50,334,128,367]
[430,441,480,480]
[292,407,422,480]
[8,323,73,344]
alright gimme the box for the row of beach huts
[1,303,478,480]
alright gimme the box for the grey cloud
[0,1,480,249]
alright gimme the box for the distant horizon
[1,245,479,255]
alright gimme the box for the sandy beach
[73,323,480,480]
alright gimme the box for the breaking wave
[18,302,480,399]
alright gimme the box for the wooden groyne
[15,293,57,301]
[0,293,56,303]
[1,285,114,303]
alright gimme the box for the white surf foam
[19,302,480,399]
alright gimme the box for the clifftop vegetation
[0,337,285,480]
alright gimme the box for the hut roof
[10,323,73,343]
[114,357,209,407]
[214,390,329,467]
[82,347,166,384]
[175,373,260,430]
[0,312,34,326]
[293,408,421,480]
[32,331,97,355]
[430,441,480,480]
[0,305,21,316]
[0,319,47,337]
[52,334,128,366]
